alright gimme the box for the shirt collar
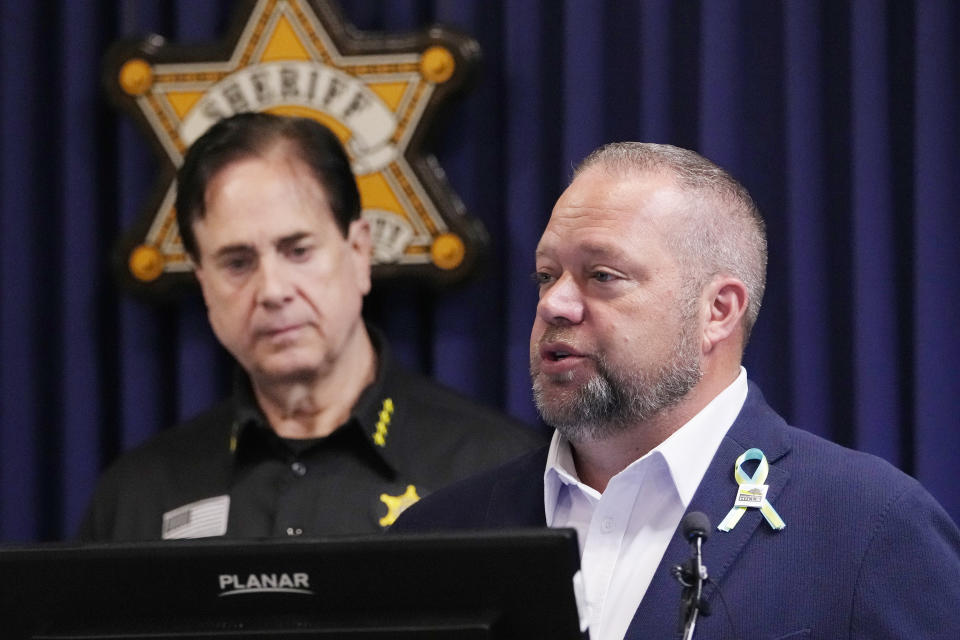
[544,367,749,520]
[350,326,403,473]
[656,367,748,506]
[230,369,269,454]
[544,428,579,519]
[229,324,400,474]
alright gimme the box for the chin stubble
[531,324,703,443]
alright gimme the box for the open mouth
[540,343,584,362]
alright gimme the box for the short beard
[531,319,703,443]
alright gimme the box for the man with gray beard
[531,308,702,442]
[393,142,960,640]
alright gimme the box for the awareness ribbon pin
[717,448,786,532]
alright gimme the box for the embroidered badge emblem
[378,484,420,527]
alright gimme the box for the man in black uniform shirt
[81,113,542,541]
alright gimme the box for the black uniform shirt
[80,330,545,541]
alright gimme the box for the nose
[254,255,294,308]
[537,273,584,326]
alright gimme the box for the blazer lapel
[485,447,549,528]
[625,383,793,639]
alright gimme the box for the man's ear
[702,276,749,353]
[347,217,372,295]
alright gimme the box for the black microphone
[682,511,711,544]
[672,511,711,640]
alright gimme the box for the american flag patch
[162,495,230,539]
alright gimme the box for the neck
[252,327,377,439]
[569,402,690,493]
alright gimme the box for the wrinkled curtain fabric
[1,0,957,541]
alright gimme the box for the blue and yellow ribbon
[717,448,786,532]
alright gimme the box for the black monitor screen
[0,528,586,639]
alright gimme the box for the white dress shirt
[544,368,748,640]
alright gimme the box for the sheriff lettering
[181,61,398,171]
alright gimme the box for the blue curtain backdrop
[1,0,958,542]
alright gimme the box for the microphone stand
[680,534,707,640]
[672,511,711,640]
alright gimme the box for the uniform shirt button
[291,461,307,477]
[600,516,616,533]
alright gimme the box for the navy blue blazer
[393,383,960,639]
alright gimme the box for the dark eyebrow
[275,232,312,252]
[212,244,255,261]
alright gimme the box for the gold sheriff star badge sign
[105,0,484,297]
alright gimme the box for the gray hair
[574,142,768,342]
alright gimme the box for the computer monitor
[0,528,586,639]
